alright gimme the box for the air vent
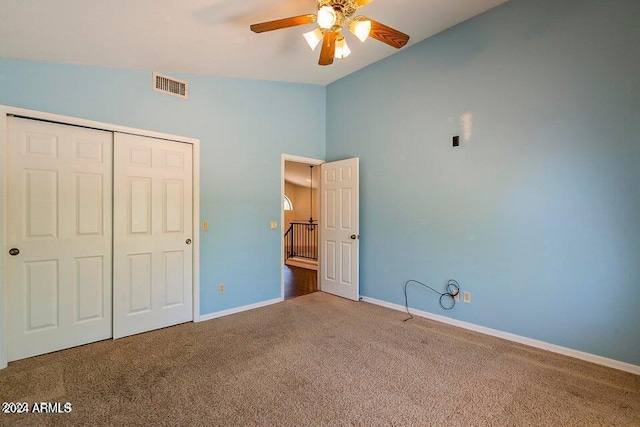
[152,72,188,99]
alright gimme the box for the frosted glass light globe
[317,6,336,29]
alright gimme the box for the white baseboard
[196,297,283,322]
[361,296,640,376]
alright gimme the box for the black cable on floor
[403,279,460,321]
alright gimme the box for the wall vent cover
[153,72,188,99]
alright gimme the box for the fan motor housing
[319,0,358,18]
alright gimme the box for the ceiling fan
[250,0,410,66]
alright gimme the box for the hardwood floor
[284,264,318,299]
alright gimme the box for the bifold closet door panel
[6,117,113,361]
[112,133,193,339]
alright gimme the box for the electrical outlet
[270,220,278,230]
[463,291,471,303]
[218,283,225,294]
[202,220,209,231]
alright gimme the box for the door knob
[185,239,192,245]
[350,235,357,240]
[9,248,20,256]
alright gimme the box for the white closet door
[113,133,193,339]
[7,117,113,361]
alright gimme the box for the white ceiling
[285,161,320,189]
[0,0,508,85]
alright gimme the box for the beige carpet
[0,292,638,426]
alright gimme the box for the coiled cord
[403,279,460,321]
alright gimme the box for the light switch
[270,220,278,230]
[202,220,209,231]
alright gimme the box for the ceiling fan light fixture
[317,6,337,29]
[334,36,351,59]
[303,28,324,50]
[349,18,371,42]
[249,1,410,66]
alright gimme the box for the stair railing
[283,221,318,260]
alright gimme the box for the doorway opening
[280,154,360,302]
[281,155,323,299]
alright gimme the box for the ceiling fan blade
[366,18,410,49]
[355,0,375,7]
[250,14,316,33]
[319,31,337,66]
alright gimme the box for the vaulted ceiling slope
[0,0,508,85]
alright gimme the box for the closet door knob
[9,248,20,256]
[185,239,192,245]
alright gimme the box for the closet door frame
[0,105,201,369]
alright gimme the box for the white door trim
[280,154,324,300]
[0,105,201,369]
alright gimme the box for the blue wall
[0,59,326,315]
[326,0,640,365]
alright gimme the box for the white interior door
[7,117,113,361]
[113,133,193,339]
[319,158,359,301]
